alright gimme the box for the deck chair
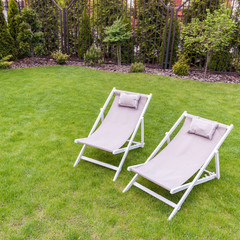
[123,111,233,220]
[74,87,152,181]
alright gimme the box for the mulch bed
[9,57,240,84]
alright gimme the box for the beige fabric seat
[74,88,152,181]
[123,111,233,221]
[75,91,148,152]
[131,116,227,191]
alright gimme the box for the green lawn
[0,66,239,239]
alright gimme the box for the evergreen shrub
[172,53,189,76]
[52,50,69,64]
[17,8,45,58]
[0,0,15,58]
[0,55,13,69]
[130,62,145,73]
[84,46,103,65]
[7,0,20,42]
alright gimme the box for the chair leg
[141,117,145,147]
[215,150,220,179]
[113,150,130,181]
[168,205,181,221]
[74,144,86,167]
[123,174,139,193]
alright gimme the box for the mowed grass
[0,66,239,239]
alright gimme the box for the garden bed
[9,57,240,84]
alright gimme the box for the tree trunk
[204,51,210,78]
[118,45,121,66]
[117,45,121,66]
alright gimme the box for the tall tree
[17,8,45,58]
[78,8,93,59]
[182,5,236,76]
[94,0,132,62]
[135,0,170,64]
[104,18,132,65]
[182,0,221,23]
[7,0,20,42]
[0,0,15,58]
[31,0,59,54]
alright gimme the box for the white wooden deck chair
[74,87,152,181]
[123,111,233,220]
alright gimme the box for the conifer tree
[7,0,20,41]
[78,8,93,59]
[17,8,45,58]
[0,0,15,58]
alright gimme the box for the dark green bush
[172,53,189,76]
[31,0,60,54]
[84,46,103,65]
[130,62,145,73]
[7,0,19,42]
[208,51,232,72]
[17,8,45,58]
[232,57,240,72]
[0,0,15,58]
[94,0,133,63]
[78,9,93,59]
[136,0,169,63]
[52,51,70,64]
[182,0,221,23]
[0,55,13,69]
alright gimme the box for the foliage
[181,5,236,76]
[84,46,103,66]
[172,52,189,75]
[52,50,69,64]
[136,0,170,63]
[31,0,59,54]
[78,9,93,59]
[172,61,189,76]
[0,0,15,58]
[232,57,240,72]
[7,0,20,44]
[182,0,221,23]
[0,55,13,69]
[93,0,133,63]
[208,51,233,72]
[104,18,132,65]
[17,8,45,58]
[130,62,145,72]
[55,0,68,8]
[159,14,180,67]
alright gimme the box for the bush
[7,0,19,42]
[84,46,103,65]
[17,8,45,58]
[31,0,59,54]
[136,0,169,63]
[103,18,132,66]
[0,0,15,58]
[232,57,240,72]
[94,0,132,63]
[78,9,93,59]
[52,51,70,64]
[172,53,189,76]
[208,51,232,72]
[130,62,145,73]
[0,55,13,69]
